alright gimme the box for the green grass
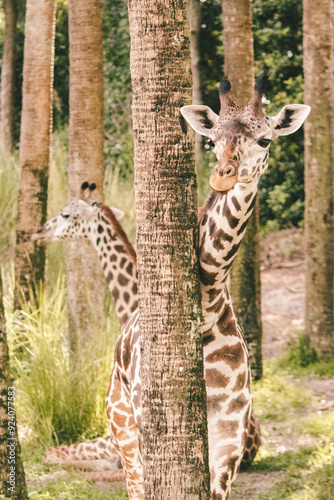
[5,273,120,447]
[253,366,315,421]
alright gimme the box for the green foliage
[252,0,305,228]
[6,274,119,446]
[253,367,314,420]
[102,0,133,177]
[281,334,318,368]
[53,0,69,129]
[275,337,334,378]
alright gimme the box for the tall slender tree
[0,274,28,499]
[222,0,263,379]
[14,0,56,305]
[189,0,203,169]
[0,0,17,150]
[128,0,210,497]
[303,0,334,357]
[66,0,105,351]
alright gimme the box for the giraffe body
[104,77,310,499]
[34,79,310,498]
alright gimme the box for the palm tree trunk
[222,0,263,379]
[303,0,334,357]
[14,0,56,306]
[189,0,203,170]
[0,274,28,499]
[0,0,17,150]
[66,0,105,352]
[128,0,210,497]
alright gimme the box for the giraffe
[32,182,138,329]
[103,76,310,499]
[33,183,261,470]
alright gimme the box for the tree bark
[189,0,203,170]
[222,0,263,379]
[128,0,211,497]
[0,275,28,499]
[303,0,334,357]
[14,0,56,305]
[66,0,106,351]
[0,0,17,151]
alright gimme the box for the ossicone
[248,74,269,116]
[219,77,237,115]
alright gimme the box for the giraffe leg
[208,403,251,499]
[240,410,261,469]
[106,368,144,500]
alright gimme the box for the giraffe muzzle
[209,164,238,193]
[31,228,50,245]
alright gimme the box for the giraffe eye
[207,139,215,148]
[62,214,70,219]
[258,138,271,148]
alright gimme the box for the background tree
[66,0,105,351]
[189,0,203,169]
[128,0,210,496]
[222,0,263,379]
[0,273,28,500]
[14,0,56,305]
[303,0,334,357]
[0,0,17,150]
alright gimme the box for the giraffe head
[32,182,124,245]
[181,76,310,193]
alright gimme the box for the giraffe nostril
[226,168,232,176]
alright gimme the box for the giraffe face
[32,199,124,245]
[180,79,310,194]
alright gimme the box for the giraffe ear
[110,207,125,221]
[270,104,311,137]
[180,105,219,138]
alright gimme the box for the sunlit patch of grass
[252,448,312,473]
[253,367,314,420]
[5,272,119,447]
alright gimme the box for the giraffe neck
[199,180,258,328]
[89,207,138,327]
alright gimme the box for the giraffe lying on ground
[104,76,310,499]
[33,183,261,471]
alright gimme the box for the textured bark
[14,0,56,305]
[66,0,105,350]
[222,0,263,379]
[303,0,334,357]
[0,0,17,150]
[189,0,203,169]
[0,276,28,499]
[128,0,211,497]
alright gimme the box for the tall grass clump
[5,271,119,448]
[0,143,19,265]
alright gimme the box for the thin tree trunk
[189,0,203,170]
[128,0,211,497]
[66,0,105,352]
[14,0,56,306]
[222,0,263,379]
[0,0,17,150]
[303,0,334,357]
[0,274,28,499]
